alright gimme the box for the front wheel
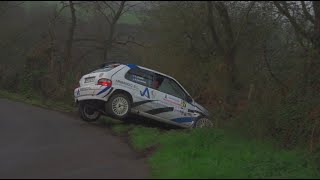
[105,93,131,120]
[193,117,214,128]
[78,102,101,122]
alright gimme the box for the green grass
[129,127,320,178]
[112,124,135,134]
[129,126,162,151]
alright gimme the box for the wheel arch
[109,89,133,103]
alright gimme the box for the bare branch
[273,1,311,41]
[76,48,99,62]
[214,1,234,49]
[96,4,111,25]
[76,44,104,50]
[73,38,101,43]
[121,2,143,16]
[0,1,24,17]
[102,1,116,16]
[231,1,256,49]
[113,36,146,48]
[301,1,315,24]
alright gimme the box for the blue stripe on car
[127,64,137,68]
[97,86,111,95]
[172,117,194,123]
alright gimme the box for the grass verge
[0,90,75,113]
[129,127,320,178]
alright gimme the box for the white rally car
[74,62,213,128]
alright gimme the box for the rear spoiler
[99,61,124,68]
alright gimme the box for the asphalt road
[0,98,150,179]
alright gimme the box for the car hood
[193,101,210,117]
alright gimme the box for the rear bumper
[75,95,107,102]
[74,86,113,103]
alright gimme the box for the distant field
[23,1,141,25]
[119,12,141,25]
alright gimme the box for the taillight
[97,78,112,86]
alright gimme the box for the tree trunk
[103,1,126,61]
[313,1,320,51]
[225,51,237,108]
[62,1,76,80]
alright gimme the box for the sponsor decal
[151,90,156,99]
[140,87,150,99]
[132,75,147,85]
[163,95,183,107]
[99,73,104,77]
[181,101,187,108]
[77,89,80,96]
[80,87,91,91]
[115,79,138,90]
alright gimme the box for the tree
[206,1,255,107]
[273,1,320,96]
[73,1,142,61]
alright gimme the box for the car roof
[124,63,175,80]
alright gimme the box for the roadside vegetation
[1,1,320,178]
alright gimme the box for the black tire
[193,117,214,128]
[105,93,131,120]
[78,102,101,122]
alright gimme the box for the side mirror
[186,96,193,104]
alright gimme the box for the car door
[124,67,156,112]
[147,73,196,126]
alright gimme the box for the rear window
[91,67,113,73]
[125,68,154,87]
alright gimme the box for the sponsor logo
[174,107,190,116]
[132,75,147,85]
[140,87,150,99]
[99,73,104,77]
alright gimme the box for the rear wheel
[79,102,101,122]
[106,93,131,120]
[193,117,213,128]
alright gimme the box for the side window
[125,68,153,87]
[154,75,187,100]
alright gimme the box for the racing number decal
[140,87,150,99]
[181,101,187,108]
